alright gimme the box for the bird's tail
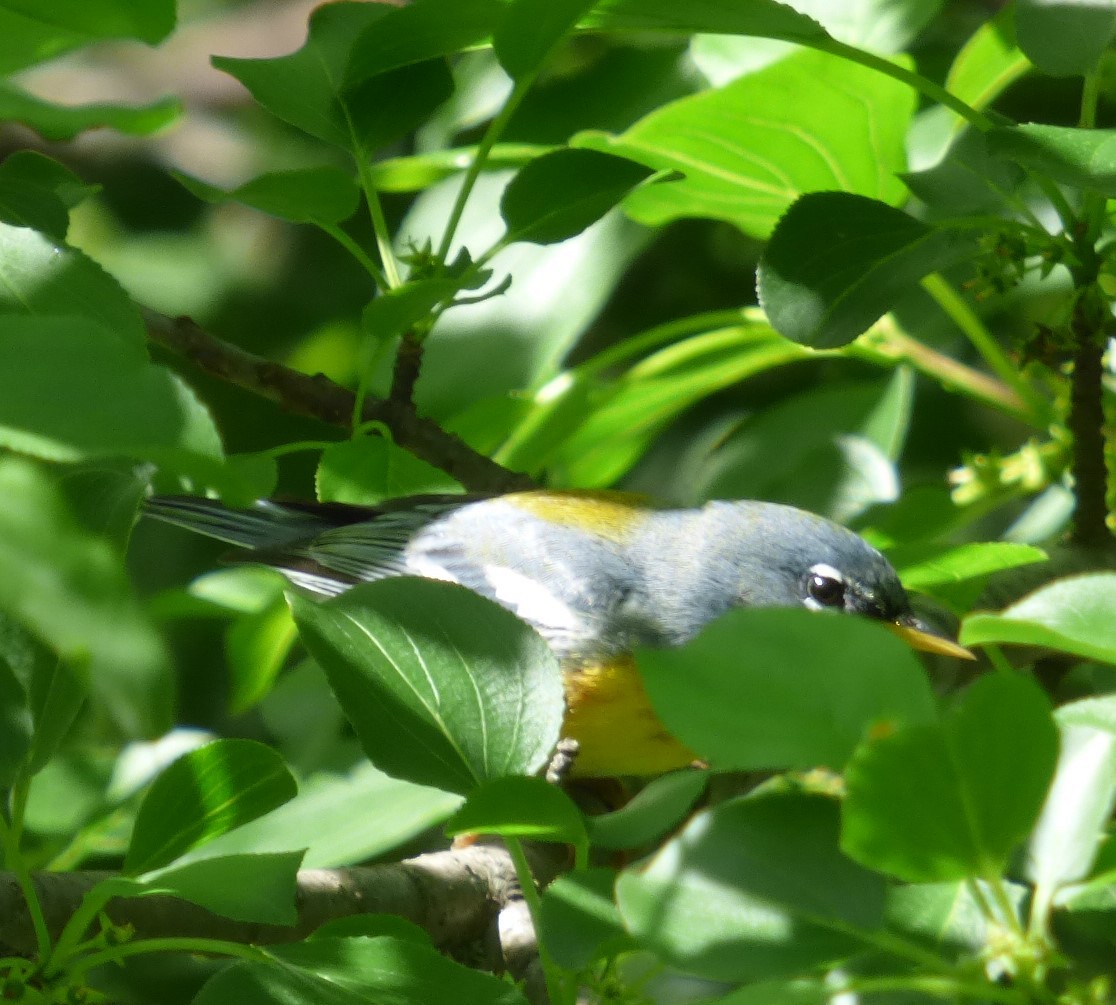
[143,496,343,550]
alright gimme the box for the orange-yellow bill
[889,620,977,660]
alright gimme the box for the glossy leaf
[988,123,1116,196]
[177,762,461,868]
[445,776,588,862]
[758,192,979,347]
[575,47,914,238]
[371,144,549,193]
[842,672,1058,882]
[138,851,303,925]
[0,458,169,738]
[290,578,564,794]
[1027,697,1116,895]
[586,769,707,850]
[494,0,598,81]
[617,792,885,981]
[500,148,655,245]
[0,81,180,141]
[175,167,360,226]
[960,573,1116,664]
[267,936,528,1004]
[583,0,829,42]
[638,608,936,773]
[894,542,1047,591]
[316,437,462,507]
[1015,0,1116,77]
[126,739,298,874]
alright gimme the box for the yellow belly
[561,655,698,777]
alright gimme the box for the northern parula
[145,490,971,776]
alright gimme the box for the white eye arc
[804,563,846,610]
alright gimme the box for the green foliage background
[1,1,1116,1003]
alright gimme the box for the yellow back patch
[508,490,653,544]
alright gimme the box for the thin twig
[141,308,534,494]
[1068,328,1111,546]
[389,329,425,406]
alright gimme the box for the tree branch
[0,843,566,959]
[141,308,534,495]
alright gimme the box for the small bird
[145,490,972,776]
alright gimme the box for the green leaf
[960,573,1116,664]
[316,437,462,507]
[988,123,1116,196]
[585,769,707,850]
[1027,697,1116,895]
[0,316,223,466]
[0,221,146,347]
[226,595,297,714]
[174,762,462,868]
[538,869,635,970]
[175,167,360,226]
[894,542,1048,591]
[215,6,454,156]
[0,654,32,790]
[500,148,655,245]
[759,192,979,347]
[842,672,1058,882]
[361,278,463,347]
[344,0,504,87]
[138,851,303,925]
[638,608,936,773]
[445,776,588,863]
[886,879,1028,954]
[290,578,564,795]
[0,0,176,74]
[125,739,298,874]
[0,81,180,141]
[0,458,169,737]
[617,792,885,981]
[582,0,829,43]
[0,151,97,240]
[267,936,529,1004]
[494,0,598,81]
[945,8,1031,117]
[371,144,550,193]
[1015,0,1116,77]
[574,47,915,238]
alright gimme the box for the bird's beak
[889,614,976,660]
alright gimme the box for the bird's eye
[807,571,846,608]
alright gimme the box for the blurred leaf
[500,148,655,245]
[639,608,936,773]
[316,437,462,506]
[961,573,1116,663]
[0,0,175,74]
[1015,0,1116,77]
[126,739,298,874]
[0,316,223,466]
[0,81,180,141]
[0,221,146,346]
[575,47,914,238]
[362,278,463,344]
[988,123,1116,196]
[903,129,1026,216]
[177,762,462,869]
[494,0,597,80]
[617,792,885,981]
[139,851,302,925]
[886,879,1028,955]
[371,144,550,192]
[0,654,32,790]
[175,167,360,226]
[842,672,1058,882]
[446,776,588,862]
[945,8,1030,118]
[0,150,98,240]
[1027,697,1116,896]
[290,578,564,795]
[758,192,979,347]
[894,542,1047,591]
[311,915,433,944]
[226,596,297,714]
[0,457,169,737]
[538,869,635,970]
[586,769,707,850]
[56,461,149,550]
